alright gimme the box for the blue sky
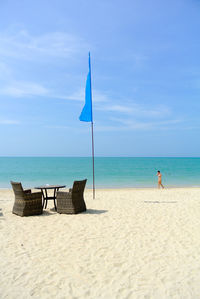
[0,0,200,156]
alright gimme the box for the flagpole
[91,122,95,199]
[89,52,95,199]
[79,52,95,199]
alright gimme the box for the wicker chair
[11,181,43,216]
[56,179,87,214]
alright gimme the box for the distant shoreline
[2,186,200,191]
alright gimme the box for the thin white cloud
[89,89,110,103]
[45,125,72,130]
[99,105,132,113]
[98,117,183,131]
[95,121,153,131]
[57,89,110,102]
[1,81,49,97]
[96,102,171,118]
[60,90,172,120]
[95,122,179,132]
[0,119,20,125]
[111,117,182,125]
[58,89,85,101]
[0,79,176,135]
[0,80,111,103]
[0,30,89,60]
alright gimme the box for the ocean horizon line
[1,156,200,158]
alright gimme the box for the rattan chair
[56,179,87,214]
[11,181,43,216]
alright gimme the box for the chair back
[72,179,87,200]
[10,181,25,199]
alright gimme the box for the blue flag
[79,53,93,122]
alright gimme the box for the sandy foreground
[1,188,200,299]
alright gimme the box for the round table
[35,185,66,211]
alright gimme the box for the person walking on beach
[157,170,164,189]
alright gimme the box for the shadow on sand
[144,201,177,204]
[39,209,57,216]
[83,209,108,215]
[0,208,4,218]
[37,208,108,216]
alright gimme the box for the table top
[35,184,66,190]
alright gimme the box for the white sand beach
[1,188,200,298]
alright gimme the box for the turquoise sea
[0,157,200,189]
